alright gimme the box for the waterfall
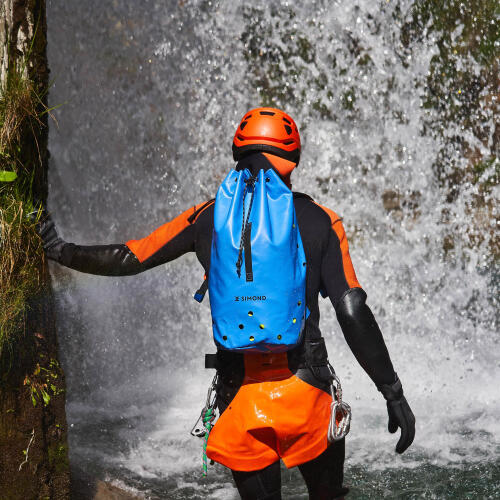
[47,0,498,497]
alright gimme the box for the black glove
[33,211,67,261]
[377,375,415,454]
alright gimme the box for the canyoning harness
[195,167,308,353]
[327,363,352,442]
[190,373,218,477]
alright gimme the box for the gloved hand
[377,375,415,454]
[32,210,66,261]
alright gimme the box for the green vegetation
[402,0,499,186]
[23,359,65,407]
[401,0,499,257]
[47,442,69,474]
[0,58,48,370]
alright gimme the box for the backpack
[196,166,308,353]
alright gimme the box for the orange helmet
[232,107,301,165]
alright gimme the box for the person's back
[37,107,415,499]
[192,151,360,346]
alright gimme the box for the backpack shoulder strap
[187,199,215,224]
[293,192,314,202]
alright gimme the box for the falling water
[46,0,498,498]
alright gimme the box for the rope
[202,407,215,477]
[236,176,257,277]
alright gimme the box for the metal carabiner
[327,365,352,442]
[190,374,219,438]
[190,407,209,438]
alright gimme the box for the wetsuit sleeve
[319,207,396,387]
[59,243,146,276]
[319,207,361,307]
[57,201,212,276]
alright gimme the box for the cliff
[0,1,70,498]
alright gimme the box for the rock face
[0,298,70,499]
[0,1,70,498]
[72,469,146,500]
[0,0,49,201]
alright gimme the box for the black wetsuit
[49,153,398,499]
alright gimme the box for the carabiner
[190,374,219,438]
[327,365,352,442]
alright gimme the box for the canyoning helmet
[232,107,301,166]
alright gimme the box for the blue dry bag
[206,167,307,353]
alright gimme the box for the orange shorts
[206,352,333,471]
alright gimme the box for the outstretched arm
[37,201,213,276]
[319,207,415,454]
[59,242,145,276]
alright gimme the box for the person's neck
[235,153,294,189]
[261,153,294,189]
[281,174,292,189]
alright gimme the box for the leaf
[41,389,50,406]
[0,171,17,182]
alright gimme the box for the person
[37,107,415,499]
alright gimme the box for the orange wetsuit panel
[125,202,211,263]
[206,353,333,471]
[317,204,361,289]
[262,152,296,177]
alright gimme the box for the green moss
[401,0,499,153]
[404,0,499,62]
[399,0,499,260]
[47,442,69,474]
[472,156,499,190]
[341,89,356,111]
[357,53,372,67]
[240,6,331,116]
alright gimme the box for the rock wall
[0,1,70,498]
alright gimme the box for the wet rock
[382,189,401,212]
[0,0,70,497]
[71,467,145,500]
